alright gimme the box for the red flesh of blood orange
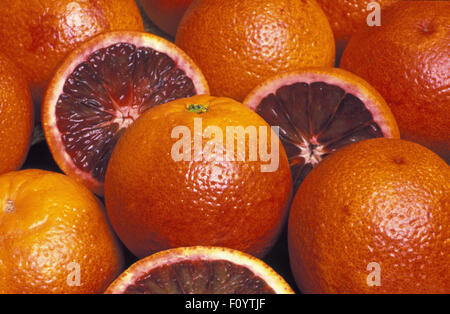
[42,31,209,195]
[244,68,400,192]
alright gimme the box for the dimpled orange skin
[105,95,292,259]
[288,138,450,294]
[340,1,450,161]
[0,0,143,102]
[315,0,399,53]
[175,0,335,102]
[140,0,193,37]
[0,54,33,175]
[0,169,124,294]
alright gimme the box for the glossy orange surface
[0,169,124,293]
[0,54,33,174]
[176,0,335,101]
[105,95,292,258]
[0,0,143,100]
[316,0,399,52]
[341,1,450,161]
[289,138,450,293]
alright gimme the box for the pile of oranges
[0,0,448,294]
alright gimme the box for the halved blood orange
[105,246,294,294]
[42,31,209,195]
[243,68,400,192]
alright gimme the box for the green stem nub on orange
[186,103,209,114]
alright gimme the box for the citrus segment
[244,68,400,192]
[43,31,209,195]
[105,247,294,294]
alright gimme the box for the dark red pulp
[55,43,197,182]
[123,259,275,294]
[256,81,384,192]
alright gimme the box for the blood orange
[315,0,400,61]
[175,0,335,101]
[288,138,450,293]
[42,31,209,195]
[0,54,34,175]
[0,169,123,294]
[243,68,400,192]
[105,246,294,294]
[340,1,450,161]
[0,0,144,104]
[104,95,292,259]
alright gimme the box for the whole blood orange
[244,68,400,193]
[288,138,450,293]
[105,246,294,294]
[316,0,400,59]
[340,1,450,161]
[0,54,34,175]
[0,169,124,294]
[42,31,209,195]
[140,0,193,37]
[105,95,292,259]
[0,0,144,103]
[175,0,335,101]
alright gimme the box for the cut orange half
[42,31,209,195]
[243,68,400,192]
[105,246,295,294]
